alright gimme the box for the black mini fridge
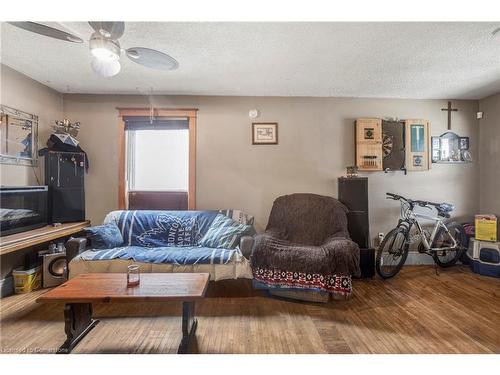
[43,151,85,223]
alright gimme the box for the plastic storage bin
[467,239,500,278]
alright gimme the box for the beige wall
[0,64,63,185]
[478,93,500,215]
[0,66,483,276]
[0,65,63,278]
[63,94,479,240]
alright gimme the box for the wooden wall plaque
[355,118,383,171]
[405,119,431,171]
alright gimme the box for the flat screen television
[0,186,48,236]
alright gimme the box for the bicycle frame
[397,205,458,253]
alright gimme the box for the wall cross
[441,101,458,130]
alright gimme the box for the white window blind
[126,126,189,192]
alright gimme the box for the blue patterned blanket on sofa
[82,210,248,265]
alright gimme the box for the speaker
[346,212,370,248]
[42,252,67,288]
[338,177,370,248]
[358,248,375,278]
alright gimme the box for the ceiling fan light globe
[89,32,121,61]
[91,47,119,61]
[91,58,121,77]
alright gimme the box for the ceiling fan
[8,21,179,77]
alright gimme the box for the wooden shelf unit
[0,221,90,256]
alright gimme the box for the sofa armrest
[239,235,255,259]
[66,237,87,263]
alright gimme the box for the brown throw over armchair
[251,193,360,302]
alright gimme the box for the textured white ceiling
[1,22,500,99]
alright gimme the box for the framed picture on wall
[252,122,278,145]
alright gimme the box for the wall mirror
[0,104,38,166]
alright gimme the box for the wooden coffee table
[37,273,209,354]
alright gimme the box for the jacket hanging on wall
[39,133,89,171]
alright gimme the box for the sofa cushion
[104,210,218,247]
[84,223,124,249]
[218,209,254,225]
[199,214,255,249]
[81,246,242,265]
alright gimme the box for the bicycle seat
[415,200,454,218]
[436,203,454,218]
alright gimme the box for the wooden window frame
[117,108,197,210]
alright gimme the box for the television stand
[0,221,90,256]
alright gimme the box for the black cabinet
[338,177,370,248]
[338,177,374,278]
[43,151,85,223]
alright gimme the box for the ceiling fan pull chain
[149,87,154,124]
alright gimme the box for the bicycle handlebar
[386,192,399,200]
[386,192,406,201]
[386,193,442,210]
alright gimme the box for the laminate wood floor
[1,266,498,354]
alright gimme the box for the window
[118,110,197,210]
[126,128,188,191]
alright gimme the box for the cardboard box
[475,214,497,242]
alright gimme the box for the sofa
[66,209,256,281]
[251,193,360,302]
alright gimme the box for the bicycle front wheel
[432,222,465,268]
[376,226,410,279]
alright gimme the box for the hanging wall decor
[355,118,431,173]
[381,119,406,173]
[0,104,39,166]
[252,122,278,145]
[355,118,383,171]
[405,119,431,171]
[431,131,471,163]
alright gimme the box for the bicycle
[375,192,466,279]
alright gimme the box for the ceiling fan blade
[89,22,125,39]
[7,22,83,43]
[126,47,179,70]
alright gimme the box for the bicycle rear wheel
[376,226,410,279]
[432,222,465,268]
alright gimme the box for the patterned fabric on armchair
[251,193,360,302]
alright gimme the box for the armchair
[251,193,360,302]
